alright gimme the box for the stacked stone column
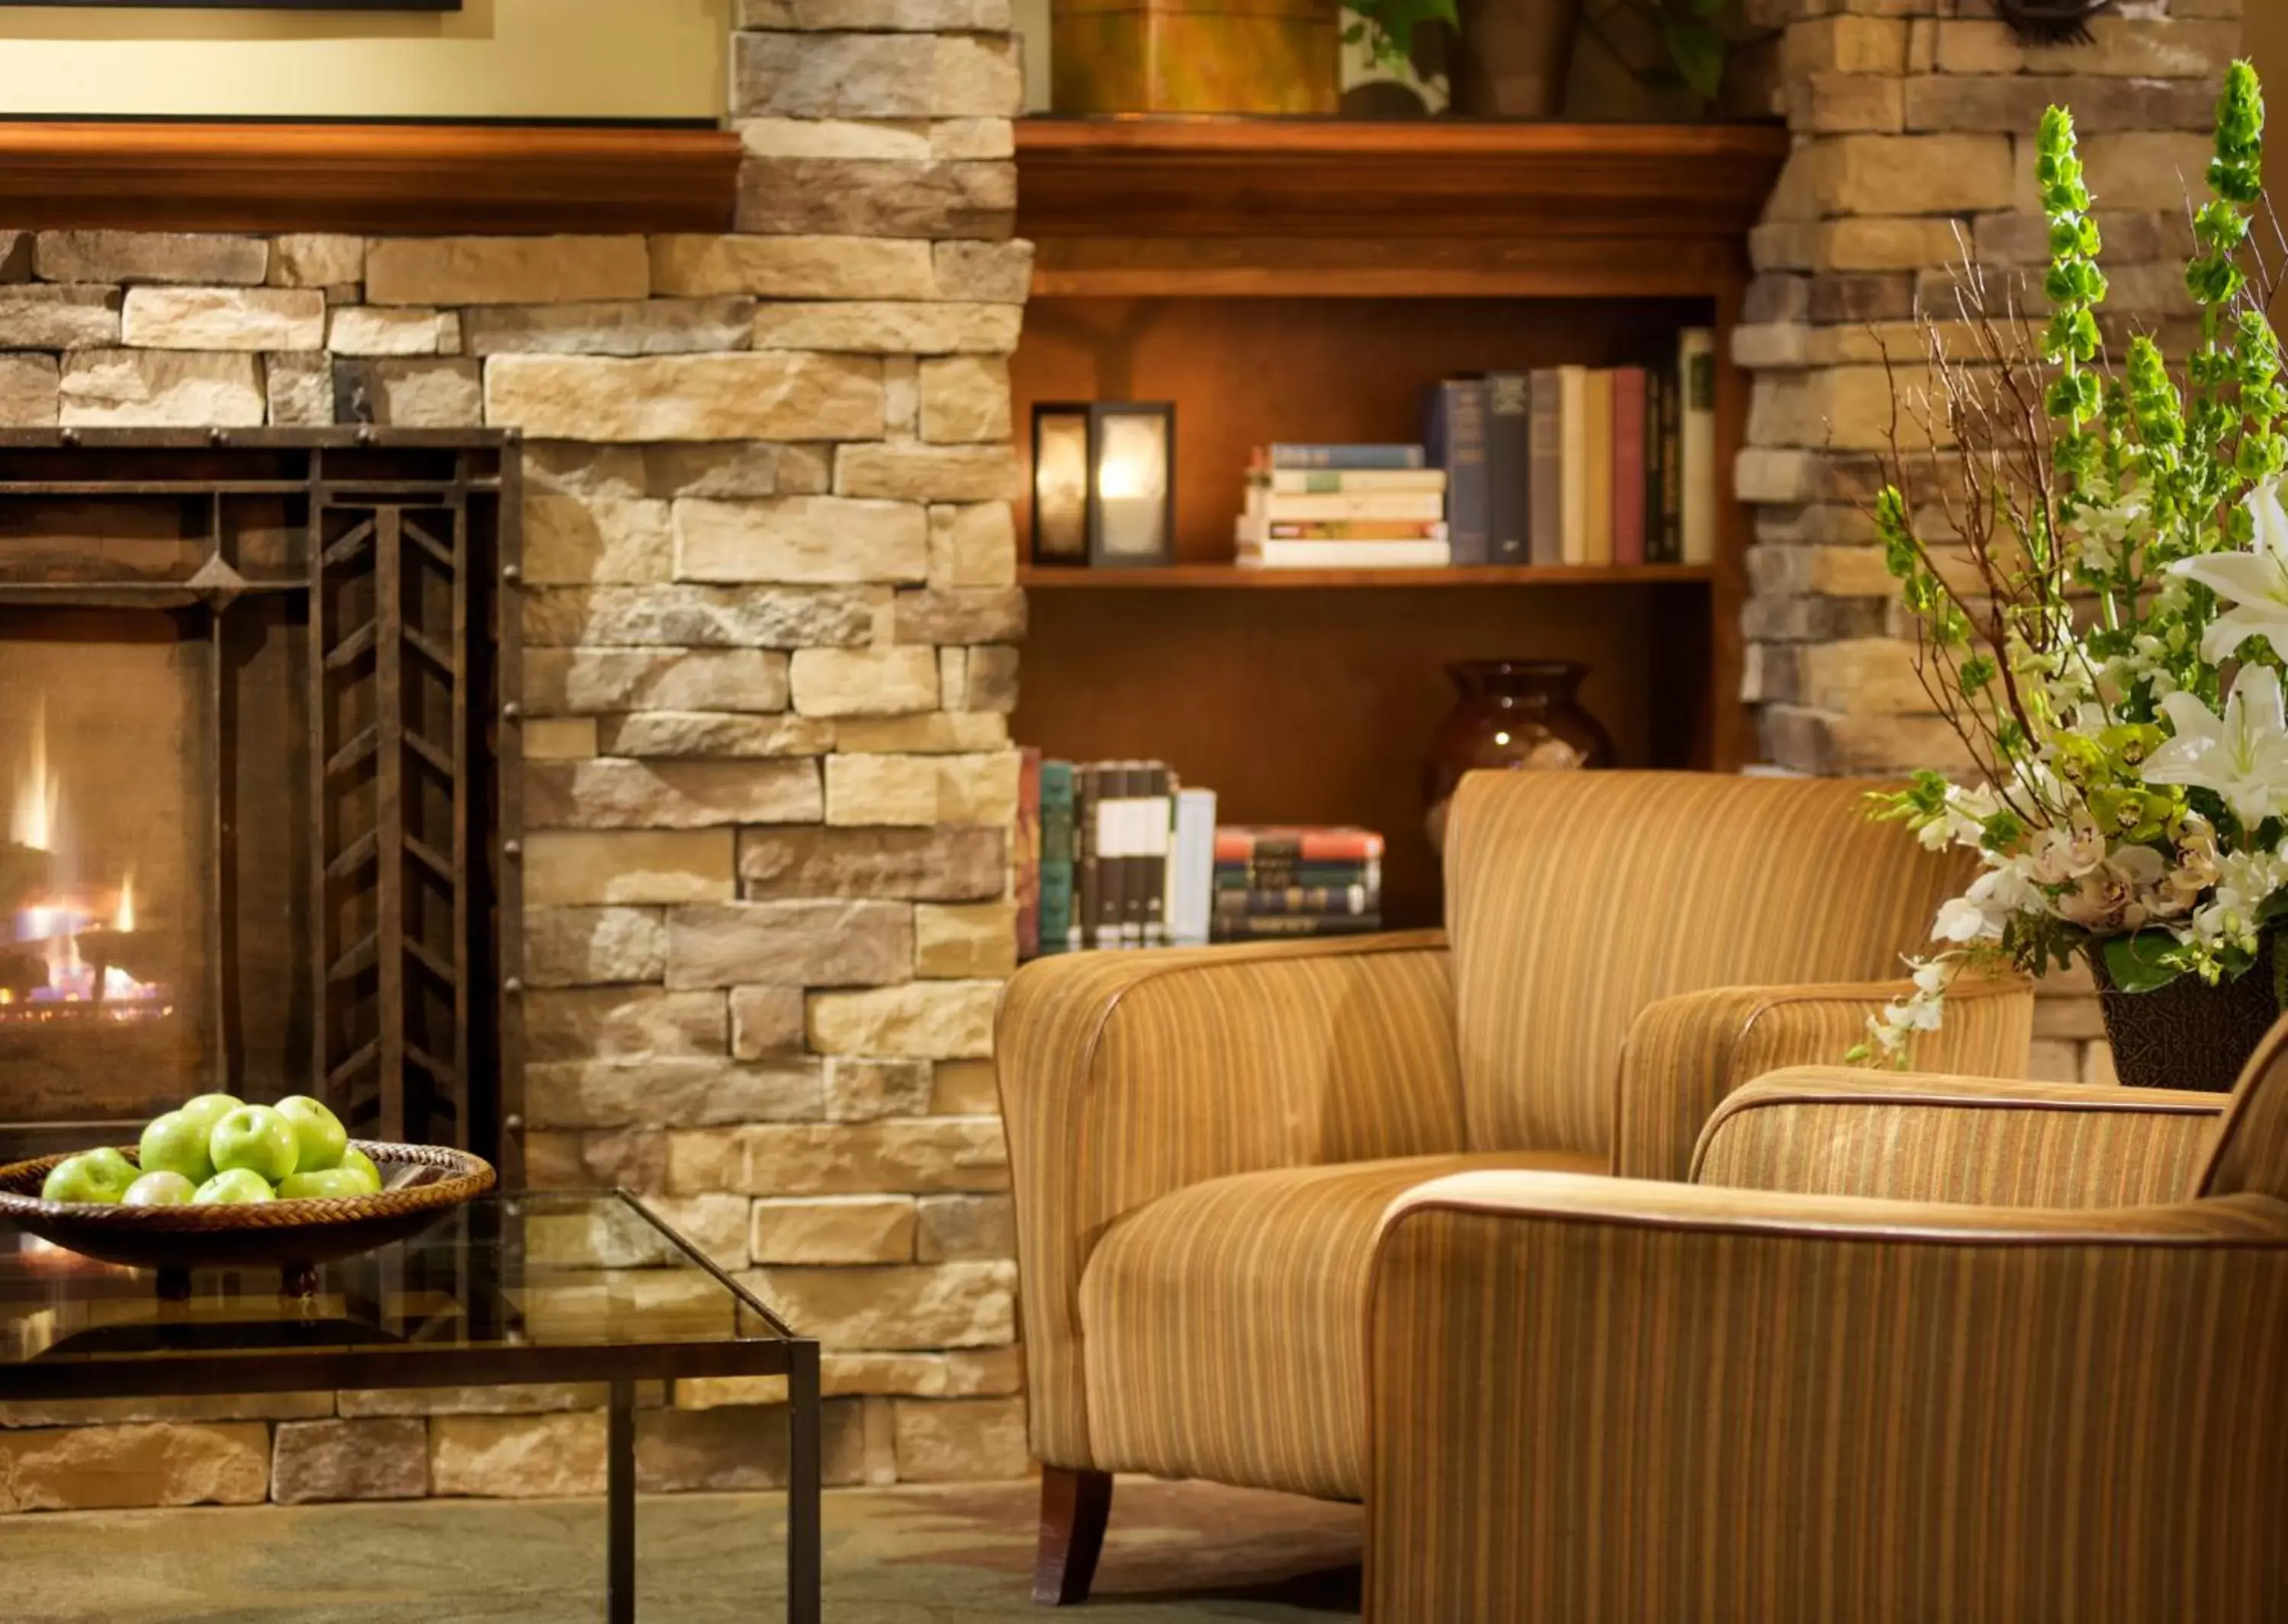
[1737,0,2245,1085]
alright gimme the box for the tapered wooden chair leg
[1033,1465,1114,1606]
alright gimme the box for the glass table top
[0,1193,794,1380]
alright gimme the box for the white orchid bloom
[2171,482,2288,663]
[1930,862,2039,945]
[1933,897,1997,943]
[2142,665,2288,830]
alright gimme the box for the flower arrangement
[1857,60,2288,1066]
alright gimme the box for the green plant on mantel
[1348,0,1459,71]
[1586,0,1737,101]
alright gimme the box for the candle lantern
[1030,402,1175,568]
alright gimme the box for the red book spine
[1612,367,1647,567]
[1213,827,1387,863]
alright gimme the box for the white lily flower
[2143,665,2288,830]
[2171,482,2288,663]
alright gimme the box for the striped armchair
[995,771,2035,1606]
[1368,1032,2288,1623]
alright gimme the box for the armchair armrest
[1693,1068,2230,1208]
[1612,973,2034,1183]
[1365,1170,2288,1624]
[995,931,1462,1470]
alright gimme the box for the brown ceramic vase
[1423,659,1613,849]
[2089,932,2281,1093]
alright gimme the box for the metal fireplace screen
[0,431,522,1175]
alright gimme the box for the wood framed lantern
[1030,401,1178,570]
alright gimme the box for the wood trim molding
[1016,118,1792,244]
[0,122,741,235]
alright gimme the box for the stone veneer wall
[0,0,1033,1510]
[1736,0,2245,1086]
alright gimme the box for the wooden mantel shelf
[1017,117,1789,243]
[0,122,741,235]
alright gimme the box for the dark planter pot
[2090,933,2282,1093]
[1423,658,1613,849]
[1448,0,1584,118]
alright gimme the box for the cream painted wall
[0,0,726,120]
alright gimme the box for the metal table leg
[608,1377,636,1624]
[787,1343,821,1624]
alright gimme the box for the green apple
[123,1170,198,1207]
[138,1110,216,1186]
[207,1105,299,1184]
[274,1096,348,1173]
[178,1093,243,1142]
[278,1168,373,1201]
[40,1149,137,1205]
[192,1168,275,1205]
[336,1145,384,1195]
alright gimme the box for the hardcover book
[1425,377,1491,566]
[1261,444,1427,470]
[1077,763,1102,951]
[1612,367,1648,568]
[1558,365,1589,566]
[1039,760,1076,954]
[1215,826,1387,862]
[1245,490,1448,522]
[1236,538,1453,569]
[1255,469,1449,493]
[1483,372,1531,565]
[1244,519,1448,541]
[1680,327,1717,566]
[1528,369,1563,567]
[1170,787,1218,948]
[1212,884,1379,916]
[1016,748,1042,961]
[1213,913,1386,942]
[1583,367,1615,567]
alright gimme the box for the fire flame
[10,698,56,854]
[1,701,169,1022]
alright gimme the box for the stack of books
[1017,756,1218,956]
[1421,328,1717,568]
[1012,757,1390,956]
[1213,826,1385,942]
[1235,445,1451,570]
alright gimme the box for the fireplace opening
[0,433,522,1179]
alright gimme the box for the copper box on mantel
[1052,0,1339,115]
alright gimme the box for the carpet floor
[0,1478,1365,1622]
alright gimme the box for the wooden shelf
[1020,563,1714,589]
[0,121,739,234]
[1017,117,1789,298]
[1009,115,1771,924]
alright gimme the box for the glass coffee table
[0,1191,821,1624]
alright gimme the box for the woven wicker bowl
[0,1141,494,1273]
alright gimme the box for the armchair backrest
[2200,1013,2288,1202]
[1442,771,1977,1157]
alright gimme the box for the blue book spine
[1425,379,1489,566]
[1037,761,1075,955]
[1265,443,1427,470]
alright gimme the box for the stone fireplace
[0,0,1032,1509]
[0,433,516,1172]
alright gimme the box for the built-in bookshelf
[1009,117,1789,929]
